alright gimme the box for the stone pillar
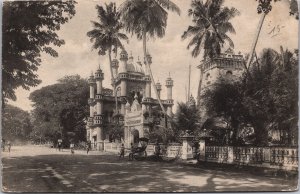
[228,146,234,163]
[198,139,206,161]
[181,135,194,160]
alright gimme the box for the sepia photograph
[1,0,299,192]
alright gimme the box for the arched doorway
[131,129,139,145]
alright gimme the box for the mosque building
[87,50,174,150]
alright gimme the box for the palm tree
[119,0,180,115]
[182,0,239,105]
[87,2,128,112]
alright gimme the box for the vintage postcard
[1,0,299,192]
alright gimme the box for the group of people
[55,140,91,155]
[1,139,11,153]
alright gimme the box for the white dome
[126,61,145,74]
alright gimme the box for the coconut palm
[87,2,128,112]
[119,0,180,114]
[182,0,239,105]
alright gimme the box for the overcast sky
[8,0,298,112]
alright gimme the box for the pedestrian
[7,141,11,153]
[154,141,160,159]
[129,143,135,161]
[119,143,125,159]
[58,141,62,152]
[1,139,5,152]
[70,143,75,155]
[86,141,90,154]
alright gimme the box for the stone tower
[197,49,245,124]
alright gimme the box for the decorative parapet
[198,53,245,73]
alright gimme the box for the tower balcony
[144,75,151,82]
[95,71,104,80]
[94,114,104,126]
[163,99,174,105]
[88,78,96,85]
[142,97,152,104]
[95,94,104,101]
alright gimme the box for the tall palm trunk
[197,66,204,106]
[108,48,118,114]
[142,31,167,115]
[245,13,266,70]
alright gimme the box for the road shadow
[2,153,298,192]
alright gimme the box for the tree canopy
[2,1,76,103]
[29,75,89,144]
[182,0,239,59]
[2,104,33,143]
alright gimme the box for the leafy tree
[29,75,89,144]
[203,79,243,145]
[120,0,180,114]
[2,1,76,104]
[182,0,239,105]
[87,2,128,83]
[173,102,201,136]
[2,105,33,143]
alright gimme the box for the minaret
[145,53,152,98]
[94,65,104,151]
[165,73,174,116]
[119,50,128,114]
[155,81,162,99]
[87,71,96,143]
[88,71,95,117]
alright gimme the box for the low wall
[102,141,298,171]
[104,142,122,153]
[205,146,298,171]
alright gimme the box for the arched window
[116,87,121,97]
[206,73,210,80]
[226,71,233,76]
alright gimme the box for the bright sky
[8,0,298,112]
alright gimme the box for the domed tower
[94,65,104,150]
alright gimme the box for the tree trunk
[197,66,204,106]
[143,31,167,115]
[108,48,118,114]
[245,13,266,70]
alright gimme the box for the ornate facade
[87,50,174,150]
